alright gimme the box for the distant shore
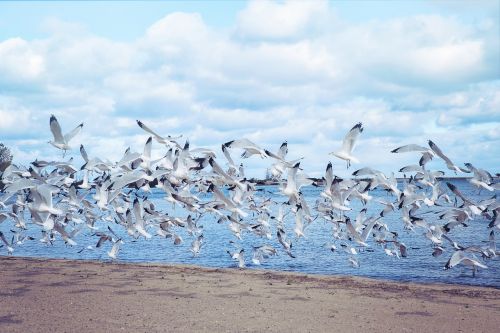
[253,176,498,186]
[1,256,499,333]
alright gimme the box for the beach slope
[0,257,498,332]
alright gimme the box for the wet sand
[0,256,498,332]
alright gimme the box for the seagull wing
[391,144,429,153]
[324,162,333,189]
[346,218,367,246]
[209,157,233,183]
[352,167,382,177]
[137,120,166,144]
[360,217,381,242]
[96,235,111,248]
[80,145,89,163]
[63,123,83,143]
[342,122,363,154]
[133,198,152,239]
[221,145,237,170]
[428,140,466,172]
[419,152,434,166]
[444,250,464,269]
[277,141,288,159]
[224,138,257,149]
[117,148,142,167]
[36,184,59,207]
[110,170,147,191]
[50,115,64,143]
[446,182,477,207]
[143,137,152,161]
[108,239,122,259]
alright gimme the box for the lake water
[2,179,499,287]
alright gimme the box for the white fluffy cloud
[235,0,330,40]
[0,38,45,82]
[0,1,498,177]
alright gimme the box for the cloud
[235,0,330,41]
[0,1,498,177]
[0,108,32,134]
[411,40,484,80]
[0,38,44,83]
[145,12,209,43]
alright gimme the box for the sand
[0,256,498,333]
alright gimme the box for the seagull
[464,163,494,192]
[330,122,363,168]
[446,182,483,216]
[207,183,248,218]
[277,228,295,258]
[28,184,62,216]
[346,216,381,247]
[227,248,246,268]
[223,138,268,159]
[428,140,469,174]
[280,162,313,202]
[444,250,487,277]
[136,120,182,148]
[391,143,434,167]
[264,141,303,178]
[107,238,123,260]
[48,115,83,156]
[348,256,360,268]
[252,245,277,265]
[53,222,78,246]
[133,198,152,239]
[80,145,111,172]
[191,235,204,257]
[0,231,14,254]
[293,205,305,238]
[221,144,238,175]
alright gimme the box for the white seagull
[428,140,469,174]
[330,122,363,168]
[444,250,487,277]
[48,115,83,156]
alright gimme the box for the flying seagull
[330,122,363,168]
[136,120,182,148]
[428,140,469,174]
[444,250,487,277]
[48,115,83,157]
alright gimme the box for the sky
[0,0,499,178]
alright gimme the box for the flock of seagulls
[0,115,498,277]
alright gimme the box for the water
[2,179,499,287]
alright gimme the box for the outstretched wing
[50,115,64,143]
[428,140,453,165]
[342,122,363,154]
[80,145,89,163]
[63,123,83,143]
[391,144,429,153]
[277,141,288,159]
[137,120,165,143]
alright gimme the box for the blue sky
[0,0,498,177]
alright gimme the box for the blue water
[2,179,499,287]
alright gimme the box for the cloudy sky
[0,0,498,178]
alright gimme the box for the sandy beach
[0,256,498,333]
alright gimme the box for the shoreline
[1,256,499,332]
[3,255,499,289]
